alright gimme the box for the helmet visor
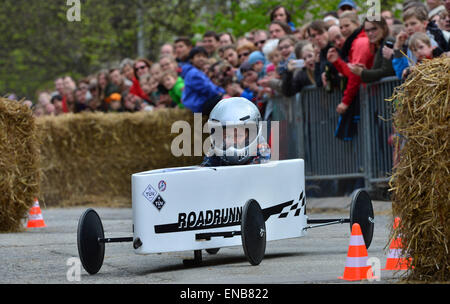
[209,123,259,156]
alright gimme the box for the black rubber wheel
[77,209,105,275]
[349,189,375,249]
[241,199,266,266]
[206,248,220,255]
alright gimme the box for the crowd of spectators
[12,0,450,128]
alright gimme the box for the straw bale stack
[0,98,40,232]
[36,109,205,207]
[389,57,449,282]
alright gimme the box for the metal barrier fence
[271,77,401,191]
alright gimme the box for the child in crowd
[221,76,244,99]
[265,64,277,78]
[139,73,157,105]
[247,51,267,79]
[161,69,185,109]
[392,6,446,79]
[159,55,179,74]
[108,93,123,112]
[150,63,163,83]
[409,32,443,62]
[240,61,263,102]
[401,32,446,79]
[121,91,138,112]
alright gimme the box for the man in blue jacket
[180,47,225,115]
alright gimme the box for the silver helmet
[208,97,262,165]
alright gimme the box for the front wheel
[241,199,266,266]
[77,208,105,275]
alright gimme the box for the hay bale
[37,109,205,207]
[389,57,450,282]
[0,98,40,232]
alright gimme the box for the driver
[201,97,271,167]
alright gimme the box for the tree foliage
[200,0,404,36]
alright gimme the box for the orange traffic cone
[26,198,46,228]
[383,217,411,270]
[339,223,373,281]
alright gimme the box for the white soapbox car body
[77,159,374,274]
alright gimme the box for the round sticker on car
[158,180,166,192]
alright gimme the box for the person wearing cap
[239,61,260,102]
[337,0,357,17]
[108,93,123,112]
[179,47,225,115]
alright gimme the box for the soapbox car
[77,159,374,274]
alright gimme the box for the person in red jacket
[326,11,374,115]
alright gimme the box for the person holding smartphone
[281,43,316,97]
[326,11,374,115]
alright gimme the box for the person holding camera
[326,11,374,115]
[326,11,374,141]
[347,17,396,83]
[306,20,341,91]
[281,43,316,97]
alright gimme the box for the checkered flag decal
[278,191,305,218]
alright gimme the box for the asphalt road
[0,198,404,285]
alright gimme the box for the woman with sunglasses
[129,58,152,102]
[236,42,257,65]
[347,17,395,83]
